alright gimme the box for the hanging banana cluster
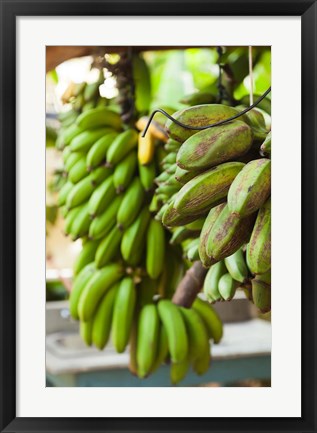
[55,75,224,385]
[154,101,271,313]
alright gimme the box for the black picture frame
[1,1,316,432]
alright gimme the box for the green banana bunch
[112,277,136,353]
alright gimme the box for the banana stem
[172,261,207,308]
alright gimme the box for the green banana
[251,271,271,313]
[146,219,165,279]
[107,129,139,166]
[174,166,200,185]
[157,300,188,363]
[161,152,177,165]
[136,304,160,378]
[206,204,255,262]
[162,199,205,228]
[60,124,83,147]
[260,131,271,157]
[69,202,91,240]
[121,207,151,265]
[65,152,85,173]
[155,170,170,185]
[73,239,99,275]
[150,324,169,373]
[112,277,136,353]
[180,307,210,361]
[92,283,118,350]
[88,176,116,217]
[192,297,223,344]
[186,239,200,262]
[69,262,96,320]
[132,54,152,114]
[218,273,238,300]
[89,166,112,185]
[185,219,205,231]
[247,198,271,275]
[177,120,253,171]
[78,263,123,322]
[57,181,73,206]
[199,203,226,268]
[68,158,88,183]
[76,107,122,130]
[170,358,190,385]
[66,175,95,210]
[88,194,123,240]
[64,205,83,235]
[138,160,156,192]
[117,178,145,229]
[86,132,118,170]
[192,344,211,375]
[113,151,137,192]
[224,248,249,283]
[165,138,181,152]
[173,162,245,216]
[203,261,227,302]
[95,225,123,268]
[166,104,248,142]
[170,227,198,245]
[243,108,267,141]
[70,128,113,153]
[80,319,94,346]
[227,158,271,217]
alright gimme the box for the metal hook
[142,86,271,138]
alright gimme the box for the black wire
[142,86,271,138]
